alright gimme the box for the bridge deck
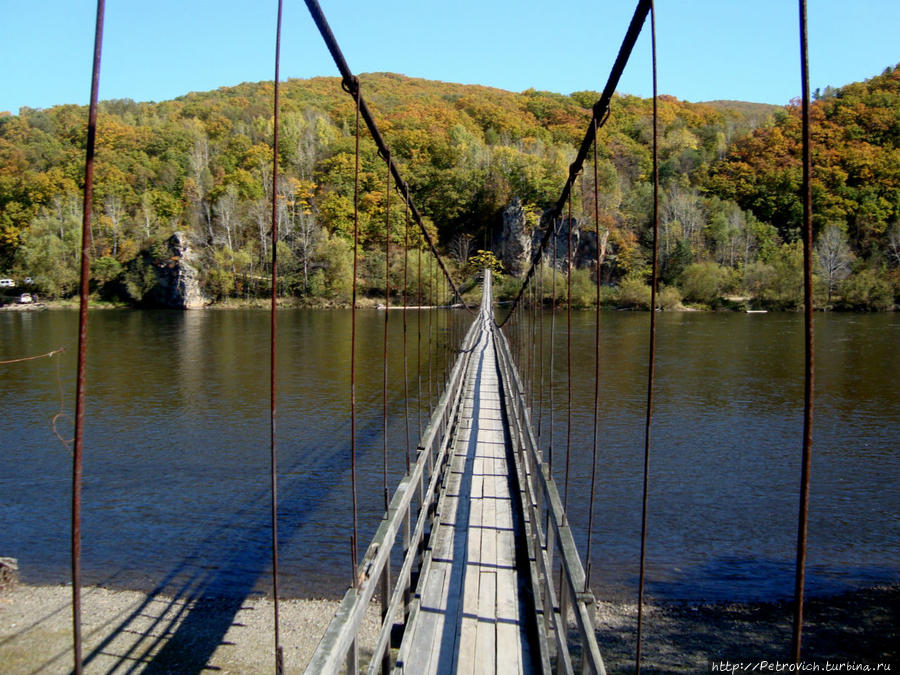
[395,310,536,673]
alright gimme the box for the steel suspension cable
[269,1,284,669]
[530,268,537,411]
[379,147,393,675]
[537,254,544,447]
[438,276,444,386]
[563,191,574,512]
[635,4,659,669]
[498,0,651,329]
[443,277,449,386]
[585,117,603,592]
[417,245,423,439]
[71,3,105,673]
[383,150,391,513]
[349,77,361,583]
[303,0,472,315]
[549,221,558,471]
[403,196,411,475]
[792,0,816,661]
[428,261,434,412]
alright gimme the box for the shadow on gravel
[592,585,899,673]
[78,429,375,674]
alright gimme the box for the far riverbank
[2,295,896,313]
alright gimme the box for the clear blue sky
[1,0,897,114]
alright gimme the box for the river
[0,308,897,603]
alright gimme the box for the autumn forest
[1,65,898,310]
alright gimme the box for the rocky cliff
[499,198,532,278]
[147,232,208,309]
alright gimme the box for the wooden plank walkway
[394,296,537,674]
[304,269,605,673]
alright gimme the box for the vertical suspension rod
[636,3,659,669]
[530,266,537,411]
[71,0,106,675]
[349,76,361,582]
[71,3,105,673]
[417,242,423,438]
[585,116,603,591]
[792,0,816,661]
[403,194,411,474]
[549,220,558,471]
[383,149,392,513]
[269,0,284,669]
[428,261,434,411]
[537,250,544,445]
[563,191,574,512]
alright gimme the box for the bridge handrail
[493,321,607,674]
[304,306,480,674]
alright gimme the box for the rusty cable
[0,347,65,365]
[403,193,411,475]
[498,0,652,329]
[530,267,537,411]
[383,149,391,513]
[428,260,434,412]
[537,253,544,447]
[519,296,524,366]
[563,191,574,513]
[549,220,558,471]
[417,241,423,439]
[269,0,284,669]
[303,0,472,315]
[792,0,816,661]
[349,76,361,583]
[443,277,447,384]
[635,4,659,669]
[51,353,74,452]
[72,3,104,672]
[585,117,602,593]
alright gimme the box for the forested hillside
[1,66,897,309]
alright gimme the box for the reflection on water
[0,309,897,603]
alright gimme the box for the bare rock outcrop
[148,232,209,309]
[500,198,532,278]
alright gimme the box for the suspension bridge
[304,270,602,673]
[27,0,823,672]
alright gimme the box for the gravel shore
[1,583,896,673]
[0,584,380,674]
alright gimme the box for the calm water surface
[0,308,897,603]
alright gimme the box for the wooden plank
[496,565,522,675]
[400,564,447,673]
[307,320,481,674]
[394,286,558,675]
[474,570,497,675]
[493,325,607,661]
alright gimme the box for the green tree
[680,262,729,305]
[837,267,893,311]
[466,249,503,277]
[14,195,81,297]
